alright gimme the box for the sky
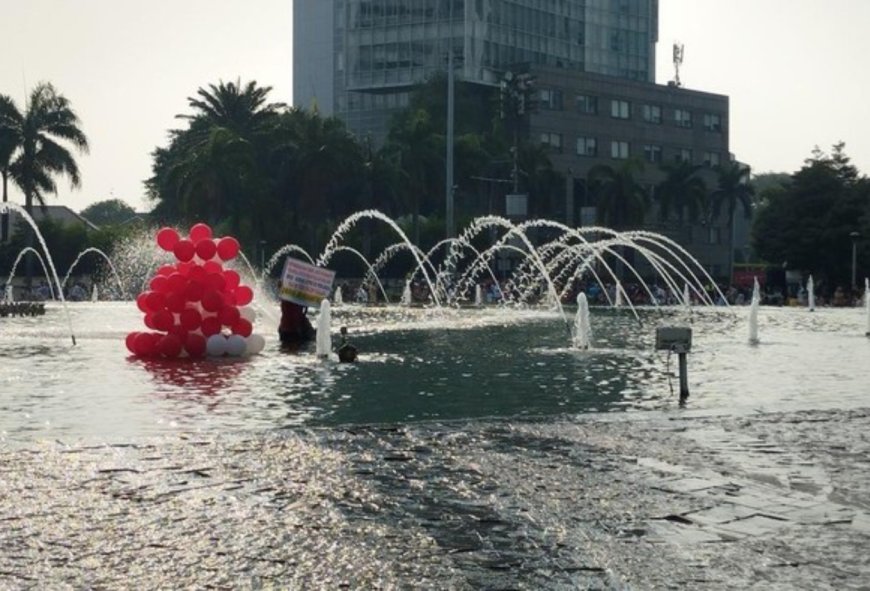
[2,0,869,214]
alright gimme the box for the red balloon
[184,333,207,358]
[166,291,187,314]
[223,269,241,291]
[143,313,156,330]
[145,291,166,313]
[195,239,217,261]
[173,239,196,263]
[234,285,254,306]
[156,227,180,252]
[169,323,188,339]
[232,317,253,337]
[184,279,204,302]
[189,223,213,243]
[133,332,158,357]
[158,334,183,358]
[200,316,222,336]
[136,292,149,313]
[216,237,240,261]
[176,261,195,276]
[203,260,223,275]
[201,289,223,312]
[219,305,241,327]
[150,275,170,293]
[167,272,187,293]
[221,291,236,306]
[205,272,226,292]
[157,264,175,277]
[153,310,174,332]
[125,331,140,353]
[179,308,202,331]
[188,264,207,281]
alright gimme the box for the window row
[541,133,722,166]
[538,89,723,132]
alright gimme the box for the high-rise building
[294,0,736,278]
[295,0,660,142]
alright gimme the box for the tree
[587,159,650,230]
[4,83,89,214]
[80,198,138,226]
[148,80,283,243]
[712,160,754,280]
[654,160,707,223]
[178,79,285,140]
[383,108,444,244]
[752,143,868,289]
[0,94,19,241]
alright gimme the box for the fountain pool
[2,301,868,445]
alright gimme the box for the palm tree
[587,159,649,230]
[5,83,89,215]
[383,108,444,244]
[178,79,285,140]
[712,160,755,279]
[0,94,20,241]
[654,160,707,223]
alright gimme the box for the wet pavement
[2,407,870,589]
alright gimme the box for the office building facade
[294,0,737,278]
[295,0,660,142]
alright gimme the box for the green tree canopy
[588,159,650,230]
[752,143,870,289]
[80,198,138,226]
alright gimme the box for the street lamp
[445,0,455,239]
[850,231,860,290]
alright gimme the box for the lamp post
[445,0,455,239]
[850,231,860,290]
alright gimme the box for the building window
[610,99,630,119]
[539,88,563,110]
[540,132,562,152]
[575,94,598,114]
[704,113,722,132]
[708,227,721,245]
[611,140,629,159]
[703,151,721,167]
[675,108,693,128]
[643,144,662,163]
[576,136,597,157]
[642,104,661,124]
[676,148,693,163]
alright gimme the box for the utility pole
[445,0,455,239]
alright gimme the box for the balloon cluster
[126,223,266,359]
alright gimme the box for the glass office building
[294,0,659,141]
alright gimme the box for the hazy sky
[2,0,869,213]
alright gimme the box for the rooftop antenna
[672,43,684,87]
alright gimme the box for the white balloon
[245,333,266,355]
[226,334,247,357]
[206,334,228,357]
[239,306,256,322]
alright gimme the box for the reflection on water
[1,302,869,444]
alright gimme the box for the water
[749,277,760,344]
[572,292,592,350]
[315,299,332,358]
[2,302,869,446]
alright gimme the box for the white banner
[279,258,336,307]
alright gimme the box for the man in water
[278,300,315,347]
[336,326,358,363]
